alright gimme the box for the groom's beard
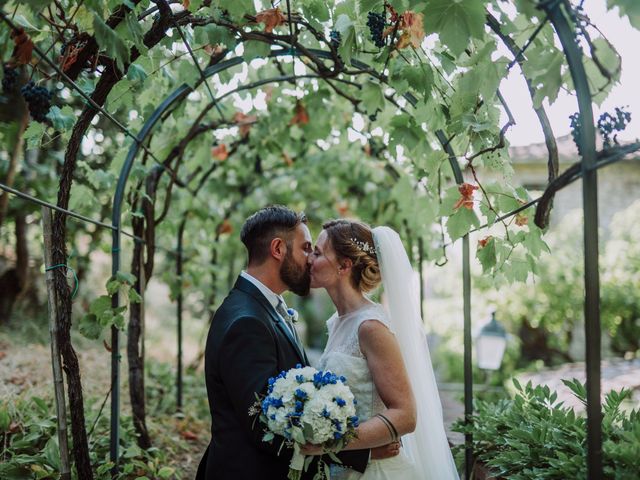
[280,250,311,296]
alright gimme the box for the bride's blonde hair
[322,219,381,293]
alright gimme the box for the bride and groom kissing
[196,205,458,479]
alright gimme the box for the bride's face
[309,230,340,289]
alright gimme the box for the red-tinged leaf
[182,0,190,9]
[0,351,6,360]
[478,236,493,249]
[453,183,478,210]
[211,144,228,161]
[255,7,287,33]
[289,101,309,126]
[283,152,294,166]
[103,340,112,352]
[9,421,21,433]
[515,213,529,226]
[11,28,34,65]
[180,430,198,441]
[335,201,349,217]
[399,11,425,49]
[386,4,399,23]
[217,219,233,235]
[233,112,257,137]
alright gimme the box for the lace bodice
[317,303,391,423]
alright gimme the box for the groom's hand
[370,441,401,460]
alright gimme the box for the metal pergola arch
[103,2,615,478]
[111,45,471,470]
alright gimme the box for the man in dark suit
[197,206,390,479]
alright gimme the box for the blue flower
[321,408,330,418]
[339,376,347,383]
[334,397,346,407]
[333,432,343,439]
[295,363,302,369]
[295,374,305,383]
[294,388,308,400]
[349,415,359,427]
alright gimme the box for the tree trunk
[49,6,178,474]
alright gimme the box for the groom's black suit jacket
[196,276,369,480]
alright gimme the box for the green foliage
[477,201,640,365]
[453,380,640,479]
[0,357,208,479]
[79,272,140,341]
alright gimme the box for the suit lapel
[234,276,307,364]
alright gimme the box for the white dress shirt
[240,271,295,337]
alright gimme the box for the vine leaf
[212,144,228,161]
[290,101,309,126]
[608,0,640,30]
[11,28,34,65]
[234,112,257,137]
[396,11,425,49]
[422,0,486,57]
[477,236,497,272]
[255,7,287,33]
[93,16,130,72]
[453,183,478,210]
[447,207,480,240]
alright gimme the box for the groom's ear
[269,237,286,261]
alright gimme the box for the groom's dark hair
[241,205,307,265]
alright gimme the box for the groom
[197,206,391,479]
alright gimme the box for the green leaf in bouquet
[263,432,275,442]
[291,426,305,444]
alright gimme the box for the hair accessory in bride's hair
[350,237,376,255]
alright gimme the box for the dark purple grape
[329,30,341,48]
[367,12,386,48]
[20,81,52,123]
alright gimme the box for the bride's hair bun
[322,219,381,293]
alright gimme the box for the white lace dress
[317,303,421,480]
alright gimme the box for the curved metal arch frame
[110,46,467,470]
[543,1,602,478]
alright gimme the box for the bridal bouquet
[257,364,359,480]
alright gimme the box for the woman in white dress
[302,220,459,480]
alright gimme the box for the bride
[302,219,459,480]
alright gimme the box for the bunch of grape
[569,112,582,156]
[329,30,341,49]
[366,12,386,48]
[20,81,52,123]
[2,64,18,93]
[598,107,631,147]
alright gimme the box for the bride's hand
[299,443,324,456]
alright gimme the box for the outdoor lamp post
[476,311,507,370]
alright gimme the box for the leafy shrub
[453,379,640,479]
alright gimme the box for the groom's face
[280,223,312,296]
